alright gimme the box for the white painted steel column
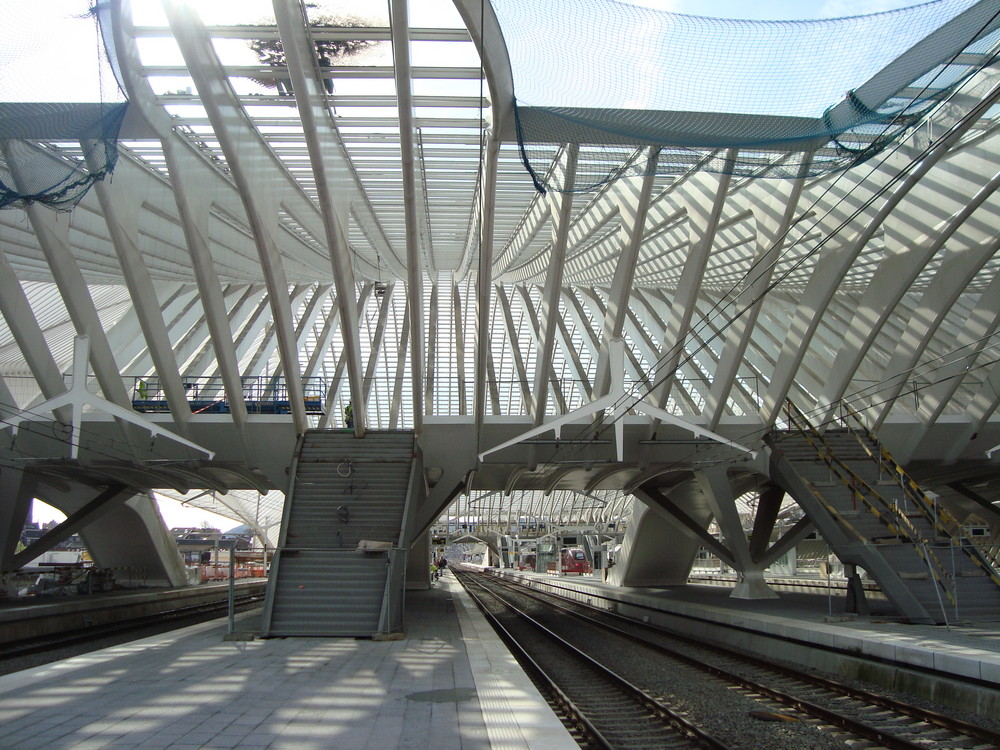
[531,145,577,425]
[304,302,340,379]
[363,283,395,403]
[166,1,306,433]
[695,466,777,600]
[761,81,1000,426]
[593,150,660,397]
[0,249,69,421]
[496,286,533,411]
[819,167,1000,426]
[918,271,1000,429]
[111,282,187,373]
[271,0,379,437]
[390,0,426,434]
[2,156,142,458]
[517,286,567,414]
[244,285,312,378]
[85,146,196,437]
[705,165,809,431]
[453,278,467,416]
[114,1,250,451]
[317,284,374,429]
[425,281,439,415]
[390,295,412,428]
[648,155,734,413]
[555,292,593,403]
[474,133,500,441]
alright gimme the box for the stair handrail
[784,402,928,539]
[783,402,958,605]
[773,407,894,545]
[840,403,962,536]
[275,430,308,550]
[821,460,958,607]
[261,429,308,636]
[377,441,420,636]
[841,403,1000,588]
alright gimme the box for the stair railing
[784,402,927,538]
[775,405,895,546]
[260,430,308,636]
[841,403,1000,589]
[377,438,421,636]
[841,403,961,536]
[784,401,957,606]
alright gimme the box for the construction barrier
[199,563,266,583]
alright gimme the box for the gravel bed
[551,610,852,749]
[508,577,1000,738]
[477,579,854,749]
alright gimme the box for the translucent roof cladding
[0,0,123,104]
[132,0,388,28]
[489,0,981,116]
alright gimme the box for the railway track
[0,592,264,668]
[460,571,732,749]
[460,569,1000,749]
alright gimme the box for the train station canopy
[3,0,1000,538]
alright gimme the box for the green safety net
[489,0,1000,191]
[0,0,128,210]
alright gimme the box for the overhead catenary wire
[544,333,1000,482]
[526,19,1000,471]
[0,396,211,467]
[625,52,1000,414]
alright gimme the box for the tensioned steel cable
[526,17,1000,470]
[547,7,1000,419]
[571,336,1000,481]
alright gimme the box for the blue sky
[637,1,923,19]
[503,0,963,114]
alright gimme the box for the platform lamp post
[227,541,235,636]
[255,495,268,578]
[556,531,563,576]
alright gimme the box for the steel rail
[458,570,733,750]
[478,570,1000,749]
[0,592,264,663]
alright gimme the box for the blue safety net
[488,0,1000,191]
[0,0,128,210]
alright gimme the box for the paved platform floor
[0,575,576,749]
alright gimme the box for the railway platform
[0,579,268,645]
[487,565,1000,719]
[0,574,576,749]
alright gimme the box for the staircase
[498,535,513,568]
[768,402,1000,624]
[581,534,601,567]
[261,430,416,637]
